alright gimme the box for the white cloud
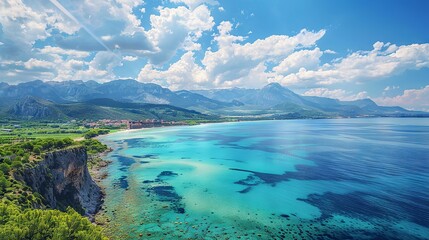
[303,88,368,101]
[24,58,56,70]
[138,51,208,90]
[201,24,325,88]
[384,85,399,91]
[324,49,336,54]
[277,42,429,87]
[374,86,429,111]
[123,56,138,61]
[0,0,217,83]
[137,22,326,89]
[38,46,90,58]
[170,0,219,9]
[51,0,153,51]
[67,52,122,81]
[218,7,224,12]
[146,5,215,64]
[273,48,323,74]
[0,0,53,59]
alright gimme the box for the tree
[0,173,11,195]
[0,203,108,240]
[11,161,22,169]
[33,145,42,155]
[0,163,10,175]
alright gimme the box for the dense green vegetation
[0,202,107,240]
[84,129,110,139]
[0,137,109,239]
[0,121,86,144]
[80,139,108,155]
[0,138,107,195]
[0,138,75,158]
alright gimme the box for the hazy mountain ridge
[1,96,209,121]
[193,83,422,117]
[0,80,427,120]
[0,80,235,110]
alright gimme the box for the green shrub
[0,164,10,175]
[0,202,107,240]
[83,129,109,139]
[80,139,108,155]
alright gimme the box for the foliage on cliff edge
[0,202,107,240]
[0,138,109,239]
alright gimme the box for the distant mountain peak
[343,98,378,108]
[22,79,44,85]
[262,82,295,93]
[264,82,283,89]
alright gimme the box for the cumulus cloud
[170,0,219,9]
[273,48,323,74]
[50,0,154,53]
[139,21,326,89]
[146,5,215,64]
[303,88,369,101]
[0,0,216,83]
[38,46,90,58]
[123,56,138,61]
[138,51,208,90]
[374,86,429,111]
[277,42,429,86]
[24,58,56,70]
[70,52,122,81]
[0,0,150,82]
[201,23,325,88]
[0,0,56,60]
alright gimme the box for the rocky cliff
[9,96,63,119]
[14,147,102,216]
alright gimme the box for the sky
[0,0,429,110]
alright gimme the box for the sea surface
[98,118,429,239]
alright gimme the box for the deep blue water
[99,118,429,239]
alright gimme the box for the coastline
[94,115,429,142]
[87,118,428,239]
[87,147,113,223]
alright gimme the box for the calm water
[99,118,429,239]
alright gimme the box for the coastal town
[84,119,188,129]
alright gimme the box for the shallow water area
[99,118,429,239]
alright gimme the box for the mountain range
[0,80,427,120]
[2,96,209,121]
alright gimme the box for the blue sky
[0,0,429,110]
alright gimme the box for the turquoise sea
[99,118,429,239]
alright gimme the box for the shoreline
[90,116,428,233]
[89,117,429,239]
[87,148,113,223]
[98,116,427,139]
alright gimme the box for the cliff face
[14,147,102,216]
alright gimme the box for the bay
[99,118,429,239]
